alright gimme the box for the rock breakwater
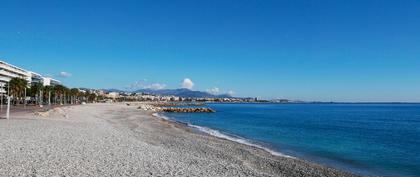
[137,103,215,113]
[162,107,215,113]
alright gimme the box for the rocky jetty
[162,107,215,113]
[150,102,205,107]
[138,104,162,112]
[137,102,215,113]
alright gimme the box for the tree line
[3,77,100,106]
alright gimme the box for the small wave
[152,113,294,159]
[152,113,170,120]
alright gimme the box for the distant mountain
[134,88,233,98]
[99,88,233,98]
[101,88,125,93]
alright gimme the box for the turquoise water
[162,103,420,177]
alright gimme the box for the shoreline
[151,112,295,159]
[0,103,359,176]
[150,111,372,177]
[142,103,359,176]
[142,103,415,177]
[131,103,360,176]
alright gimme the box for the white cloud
[144,83,167,90]
[58,71,72,78]
[126,80,167,91]
[181,78,194,89]
[227,90,235,96]
[206,87,235,96]
[206,87,220,95]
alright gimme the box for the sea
[156,103,420,177]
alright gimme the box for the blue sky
[1,0,419,102]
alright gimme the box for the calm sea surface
[162,103,420,177]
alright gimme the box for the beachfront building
[107,92,120,99]
[0,60,61,93]
[30,72,61,87]
[42,77,61,86]
[0,61,31,93]
[29,71,43,86]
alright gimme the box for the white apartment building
[0,60,61,93]
[0,61,31,93]
[42,77,61,86]
[107,92,120,99]
[29,71,43,85]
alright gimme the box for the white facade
[0,61,31,93]
[42,77,61,86]
[107,92,120,99]
[29,71,43,85]
[0,60,61,93]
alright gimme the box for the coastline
[138,104,359,177]
[130,103,359,177]
[151,112,295,159]
[0,103,358,176]
[150,111,372,177]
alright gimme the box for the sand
[0,103,358,177]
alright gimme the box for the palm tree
[43,86,53,105]
[63,87,70,104]
[54,85,66,105]
[87,93,97,103]
[70,88,80,104]
[81,90,97,103]
[7,77,28,105]
[29,83,44,105]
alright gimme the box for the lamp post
[6,82,10,119]
[48,91,51,106]
[1,83,4,111]
[24,87,26,108]
[39,90,43,108]
[6,96,10,119]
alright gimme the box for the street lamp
[0,82,4,111]
[24,87,26,108]
[6,95,10,119]
[6,82,10,119]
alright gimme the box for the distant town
[1,60,301,105]
[83,89,264,103]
